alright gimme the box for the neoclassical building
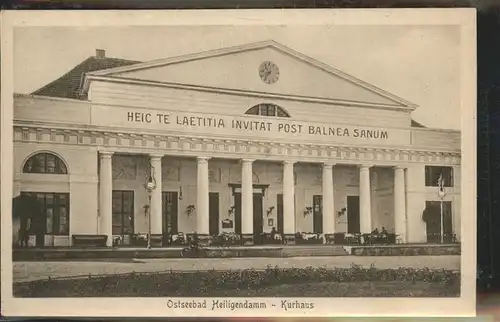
[12,40,461,247]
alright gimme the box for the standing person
[23,217,31,247]
[190,231,200,251]
[270,227,278,239]
[19,215,31,248]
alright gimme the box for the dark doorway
[425,201,453,243]
[209,192,220,235]
[112,190,134,242]
[233,192,264,237]
[276,194,284,234]
[20,192,70,247]
[162,191,178,235]
[234,193,242,234]
[313,195,323,233]
[347,196,360,233]
[253,193,264,237]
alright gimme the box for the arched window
[23,152,68,174]
[245,104,290,118]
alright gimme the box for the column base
[187,233,212,246]
[323,233,336,244]
[241,234,254,245]
[150,234,164,247]
[284,234,296,245]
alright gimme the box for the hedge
[351,245,461,256]
[15,264,460,297]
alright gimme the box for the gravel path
[13,255,461,283]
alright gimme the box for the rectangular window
[46,208,54,234]
[21,192,70,235]
[425,166,453,187]
[112,190,134,235]
[162,191,178,234]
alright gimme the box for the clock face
[259,61,279,84]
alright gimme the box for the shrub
[351,245,460,256]
[15,264,460,298]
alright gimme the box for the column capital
[358,164,374,170]
[394,165,406,171]
[197,156,211,163]
[241,158,255,164]
[149,153,164,160]
[99,151,114,158]
[323,162,336,168]
[282,160,296,166]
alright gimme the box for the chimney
[95,49,105,59]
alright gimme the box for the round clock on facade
[259,61,279,84]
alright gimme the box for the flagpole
[437,174,446,244]
[440,198,444,244]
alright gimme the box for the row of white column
[98,152,407,246]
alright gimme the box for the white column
[99,151,113,246]
[282,161,296,235]
[322,162,335,234]
[149,154,163,235]
[196,157,210,235]
[241,159,254,235]
[359,165,372,234]
[405,165,427,243]
[394,166,407,243]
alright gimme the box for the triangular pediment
[85,40,416,109]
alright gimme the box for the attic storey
[127,112,171,124]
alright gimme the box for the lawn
[13,265,460,298]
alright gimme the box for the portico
[93,147,419,245]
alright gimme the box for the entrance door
[234,193,242,234]
[313,195,323,233]
[425,201,453,243]
[162,192,178,235]
[253,193,264,238]
[209,192,219,235]
[112,190,134,243]
[17,192,44,247]
[276,194,284,234]
[233,192,264,237]
[21,192,70,247]
[347,196,360,233]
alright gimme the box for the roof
[31,56,140,100]
[411,119,426,128]
[30,43,426,128]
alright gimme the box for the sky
[14,25,461,130]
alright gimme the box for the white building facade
[12,41,461,247]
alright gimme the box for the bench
[72,234,108,247]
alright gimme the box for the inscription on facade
[126,111,389,140]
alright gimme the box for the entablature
[13,125,461,166]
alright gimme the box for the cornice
[14,93,90,104]
[13,120,460,154]
[13,126,461,167]
[85,75,413,112]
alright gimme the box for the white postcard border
[1,8,477,317]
